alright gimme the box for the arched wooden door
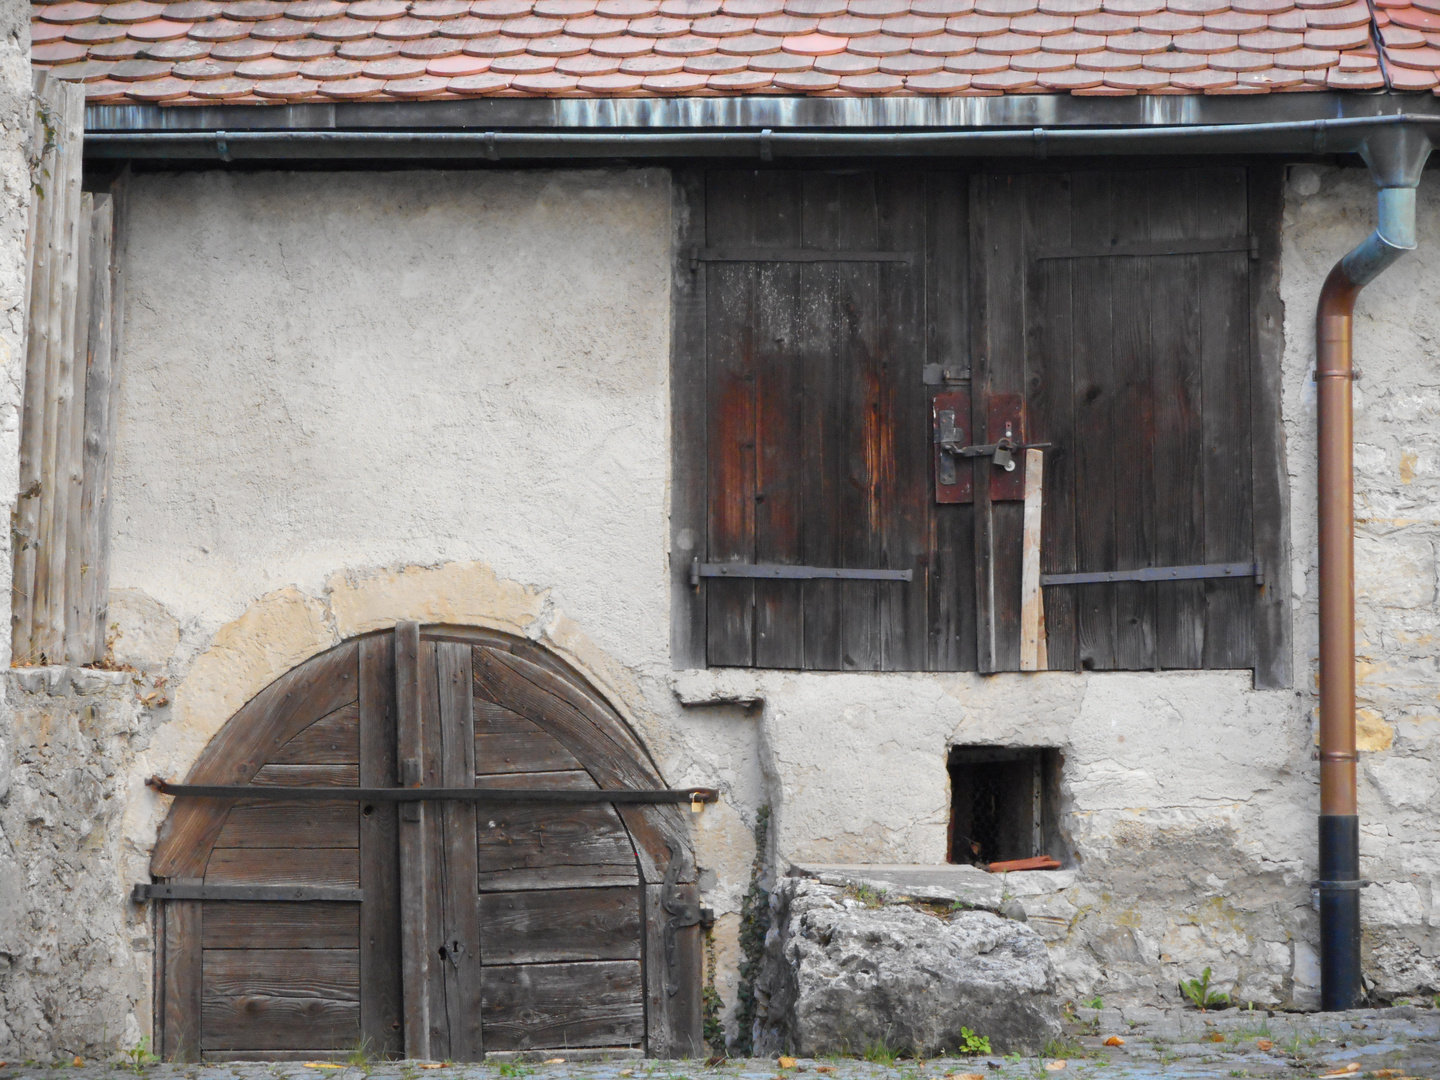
[148,624,702,1062]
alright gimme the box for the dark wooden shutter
[971,166,1288,679]
[674,165,1286,682]
[687,169,974,672]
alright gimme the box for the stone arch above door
[148,624,703,1063]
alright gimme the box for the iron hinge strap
[131,883,363,903]
[1041,562,1262,587]
[690,559,912,587]
[146,776,718,805]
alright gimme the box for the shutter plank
[926,172,976,672]
[1021,172,1077,670]
[1070,172,1119,671]
[876,172,930,671]
[1109,170,1157,671]
[671,170,709,669]
[1199,168,1257,669]
[1147,170,1206,668]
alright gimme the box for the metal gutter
[86,108,1440,162]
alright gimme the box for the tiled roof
[29,0,1440,103]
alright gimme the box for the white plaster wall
[78,163,1440,1046]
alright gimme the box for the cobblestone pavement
[3,1007,1437,1080]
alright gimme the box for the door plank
[212,803,357,849]
[476,804,638,875]
[201,949,359,1051]
[270,704,361,764]
[480,961,645,1051]
[161,893,203,1061]
[205,848,359,888]
[200,902,358,950]
[395,621,430,1060]
[152,643,360,879]
[479,887,642,965]
[643,882,703,1059]
[435,641,483,1061]
[359,633,403,1058]
[476,728,584,775]
[250,764,359,787]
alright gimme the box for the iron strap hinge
[691,558,912,587]
[1041,562,1263,587]
[131,883,363,903]
[146,776,718,805]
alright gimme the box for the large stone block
[753,877,1061,1057]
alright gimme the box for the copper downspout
[1314,134,1428,1008]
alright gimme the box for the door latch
[941,422,1051,472]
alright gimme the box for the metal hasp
[146,774,719,805]
[1314,123,1432,1011]
[1040,562,1260,586]
[690,559,912,586]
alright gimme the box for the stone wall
[0,161,1435,1058]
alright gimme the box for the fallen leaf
[543,1059,566,1065]
[779,1057,798,1069]
[815,1069,836,1075]
[1257,1040,1274,1051]
[1321,1066,1361,1078]
[72,1059,84,1068]
[416,1064,445,1070]
[1045,1062,1067,1072]
[1103,1036,1125,1047]
[1207,1032,1226,1043]
[302,1064,342,1070]
[956,1073,985,1080]
[620,1071,634,1077]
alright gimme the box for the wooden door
[149,626,701,1061]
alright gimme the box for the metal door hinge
[922,364,971,386]
[690,559,911,587]
[1041,562,1262,587]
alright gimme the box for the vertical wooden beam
[77,194,114,664]
[32,87,85,663]
[1019,449,1045,672]
[394,620,430,1060]
[160,889,202,1062]
[435,642,482,1061]
[359,633,404,1058]
[61,192,93,663]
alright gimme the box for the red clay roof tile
[31,0,1434,99]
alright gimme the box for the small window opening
[947,746,1065,867]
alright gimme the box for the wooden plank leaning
[31,81,84,664]
[77,194,115,664]
[1020,448,1047,672]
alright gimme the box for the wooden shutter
[678,169,974,672]
[971,166,1288,680]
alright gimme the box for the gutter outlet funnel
[1315,124,1431,1013]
